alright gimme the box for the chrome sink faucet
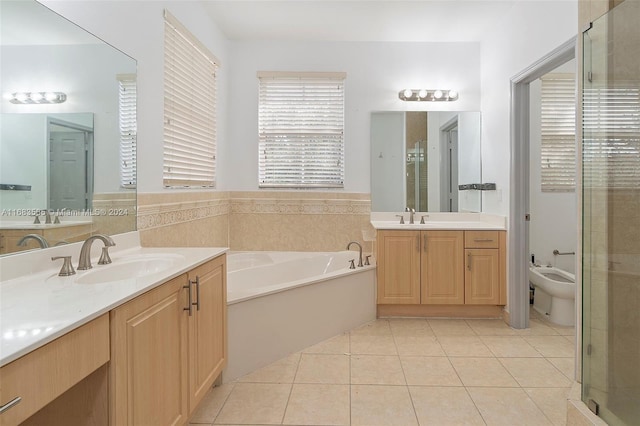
[405,207,415,224]
[17,234,49,248]
[77,234,116,270]
[346,241,363,267]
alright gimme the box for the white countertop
[0,232,227,366]
[370,212,506,231]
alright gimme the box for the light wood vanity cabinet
[377,229,505,314]
[110,255,227,426]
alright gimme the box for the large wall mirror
[0,0,137,255]
[371,111,482,213]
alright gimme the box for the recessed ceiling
[203,0,519,43]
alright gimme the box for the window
[118,74,137,188]
[258,71,345,188]
[163,10,219,187]
[583,85,640,189]
[540,73,576,192]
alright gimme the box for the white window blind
[163,10,218,188]
[540,73,576,192]
[118,74,137,188]
[258,71,345,188]
[583,84,640,189]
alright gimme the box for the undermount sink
[74,253,185,284]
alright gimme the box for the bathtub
[224,251,376,382]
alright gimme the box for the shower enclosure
[582,1,640,424]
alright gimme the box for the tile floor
[190,312,576,426]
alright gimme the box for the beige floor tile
[302,333,350,354]
[350,319,392,336]
[524,336,576,358]
[438,335,494,357]
[214,383,291,425]
[450,357,519,387]
[351,385,418,426]
[480,336,543,357]
[388,318,434,336]
[238,353,300,383]
[513,319,561,336]
[410,386,485,425]
[550,324,576,336]
[400,356,462,386]
[525,387,572,426]
[190,383,235,423]
[350,334,398,355]
[294,354,350,384]
[499,358,573,388]
[467,387,552,425]
[466,319,517,335]
[282,384,350,425]
[428,319,476,336]
[394,335,446,356]
[547,357,576,381]
[351,355,406,385]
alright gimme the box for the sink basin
[74,253,185,284]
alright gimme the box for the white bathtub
[224,251,376,382]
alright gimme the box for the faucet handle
[52,256,76,276]
[395,214,405,224]
[348,259,356,269]
[420,215,429,224]
[33,215,41,224]
[365,255,372,266]
[98,246,112,265]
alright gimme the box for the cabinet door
[376,230,421,304]
[421,231,464,304]
[187,255,227,413]
[465,249,500,304]
[110,275,189,426]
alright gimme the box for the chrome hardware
[33,215,41,224]
[192,276,201,311]
[552,249,575,256]
[395,214,405,224]
[54,214,60,224]
[44,210,52,224]
[98,246,112,265]
[405,207,415,224]
[0,396,22,414]
[467,253,472,270]
[51,256,76,276]
[365,255,371,266]
[348,259,356,269]
[474,238,494,243]
[420,215,429,224]
[17,234,49,248]
[77,234,115,270]
[416,235,420,251]
[184,282,193,316]
[346,241,363,267]
[423,234,427,251]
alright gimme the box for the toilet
[529,266,576,326]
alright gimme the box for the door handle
[423,234,427,251]
[183,282,193,316]
[192,276,201,311]
[0,396,22,414]
[467,253,472,271]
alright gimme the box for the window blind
[118,74,137,188]
[540,74,576,192]
[583,84,640,189]
[163,10,218,188]
[258,71,345,188]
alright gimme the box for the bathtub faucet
[346,241,363,267]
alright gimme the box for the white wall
[479,1,578,216]
[41,0,229,194]
[529,78,577,273]
[224,41,481,192]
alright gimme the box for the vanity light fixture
[398,89,459,102]
[3,91,67,104]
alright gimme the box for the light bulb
[448,90,458,100]
[44,92,58,101]
[30,92,44,102]
[433,90,443,99]
[2,92,13,101]
[418,89,427,99]
[15,92,29,102]
[403,89,413,99]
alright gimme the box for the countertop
[0,232,227,366]
[370,212,506,231]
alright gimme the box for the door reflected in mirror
[371,111,482,213]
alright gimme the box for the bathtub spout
[346,241,363,267]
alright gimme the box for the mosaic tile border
[137,199,230,230]
[230,198,371,215]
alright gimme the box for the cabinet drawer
[0,314,110,426]
[465,231,500,248]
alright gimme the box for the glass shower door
[582,1,640,424]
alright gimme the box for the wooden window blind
[258,71,345,188]
[118,74,137,188]
[540,73,577,192]
[583,85,640,189]
[163,10,218,187]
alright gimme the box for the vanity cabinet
[376,229,506,316]
[110,255,227,426]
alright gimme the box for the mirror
[371,111,482,213]
[0,0,137,255]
